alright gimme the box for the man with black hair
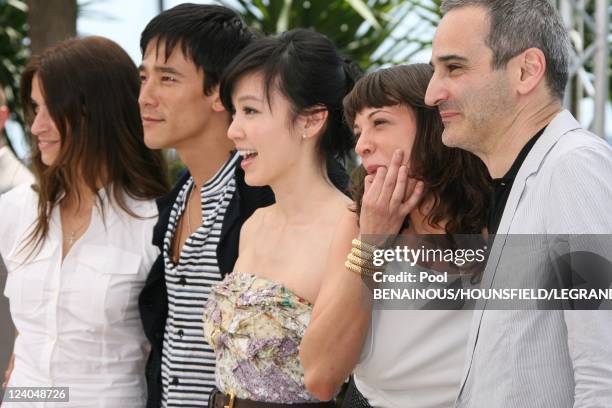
[137,4,274,407]
[0,86,34,194]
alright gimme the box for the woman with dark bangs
[1,36,169,407]
[201,29,361,407]
[300,64,491,408]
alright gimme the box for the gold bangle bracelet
[350,247,374,261]
[345,252,381,274]
[344,259,375,277]
[352,238,378,254]
[347,253,377,269]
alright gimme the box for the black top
[487,127,546,235]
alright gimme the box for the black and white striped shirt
[161,153,238,407]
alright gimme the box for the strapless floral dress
[202,272,321,403]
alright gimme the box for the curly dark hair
[344,64,491,235]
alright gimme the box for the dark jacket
[138,164,275,408]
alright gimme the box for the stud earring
[302,132,307,139]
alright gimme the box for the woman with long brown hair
[0,36,168,407]
[300,64,491,407]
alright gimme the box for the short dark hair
[140,3,254,96]
[220,28,362,163]
[441,0,570,100]
[344,64,491,235]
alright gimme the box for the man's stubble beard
[442,76,513,156]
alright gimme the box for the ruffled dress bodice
[202,272,320,403]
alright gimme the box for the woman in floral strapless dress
[202,29,362,407]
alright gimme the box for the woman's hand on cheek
[359,149,424,246]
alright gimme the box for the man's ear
[300,105,329,139]
[210,84,226,113]
[510,48,547,96]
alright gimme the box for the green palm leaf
[220,0,440,70]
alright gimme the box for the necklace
[67,231,78,247]
[65,214,91,247]
[172,185,197,263]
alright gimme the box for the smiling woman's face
[353,103,417,174]
[227,71,304,187]
[30,75,62,166]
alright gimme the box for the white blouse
[0,184,159,407]
[354,263,475,408]
[354,309,472,408]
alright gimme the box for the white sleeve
[547,145,612,405]
[0,188,18,259]
[0,185,35,262]
[564,310,612,406]
[546,145,612,234]
[1,188,20,300]
[139,200,161,274]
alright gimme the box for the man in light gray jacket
[426,0,612,406]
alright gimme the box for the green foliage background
[0,0,29,125]
[220,0,442,70]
